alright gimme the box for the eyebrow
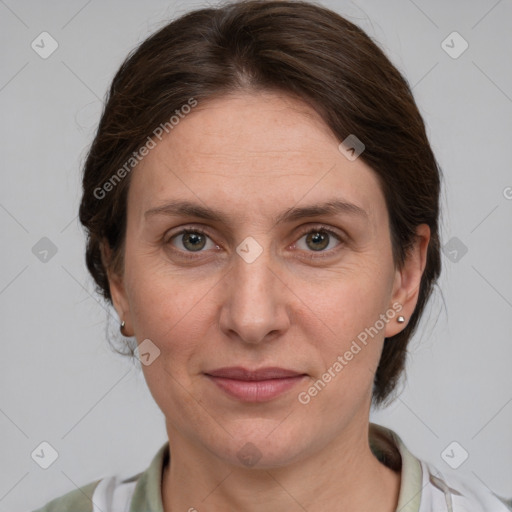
[144,198,368,225]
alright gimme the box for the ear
[385,224,430,338]
[100,239,133,336]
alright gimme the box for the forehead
[128,91,386,224]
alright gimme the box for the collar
[369,423,423,511]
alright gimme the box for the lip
[205,367,307,402]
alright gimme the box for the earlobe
[385,224,430,338]
[100,239,133,336]
[109,273,130,328]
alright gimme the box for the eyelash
[165,224,344,261]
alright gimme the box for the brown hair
[79,0,441,406]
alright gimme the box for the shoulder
[32,479,101,512]
[420,460,512,512]
[32,473,141,512]
[31,441,168,512]
[369,423,511,512]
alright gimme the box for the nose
[218,243,290,345]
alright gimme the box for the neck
[161,420,401,512]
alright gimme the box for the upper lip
[205,367,305,381]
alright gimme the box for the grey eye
[296,229,341,252]
[169,231,215,252]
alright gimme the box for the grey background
[0,0,511,510]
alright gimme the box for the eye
[294,226,343,254]
[167,229,218,253]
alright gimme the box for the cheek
[130,284,211,358]
[129,270,217,424]
[296,263,394,391]
[301,261,394,336]
[125,243,217,335]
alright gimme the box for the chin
[206,422,318,470]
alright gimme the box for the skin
[105,90,430,511]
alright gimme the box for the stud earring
[397,316,405,324]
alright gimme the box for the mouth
[204,367,308,402]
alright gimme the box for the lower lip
[206,375,306,402]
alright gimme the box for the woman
[33,1,511,511]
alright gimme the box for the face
[107,91,428,468]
